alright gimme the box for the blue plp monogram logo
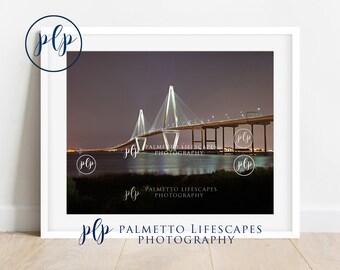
[34,25,77,57]
[25,15,82,72]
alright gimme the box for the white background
[0,0,339,232]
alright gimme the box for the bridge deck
[107,115,273,151]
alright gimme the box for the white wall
[1,0,340,232]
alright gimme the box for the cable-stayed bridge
[105,85,273,153]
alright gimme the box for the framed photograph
[41,27,300,238]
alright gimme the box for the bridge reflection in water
[105,85,273,154]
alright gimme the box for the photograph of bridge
[110,85,273,154]
[66,51,274,215]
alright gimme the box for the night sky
[67,52,273,150]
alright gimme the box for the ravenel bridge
[102,86,273,154]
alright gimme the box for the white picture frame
[41,27,300,238]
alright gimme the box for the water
[68,152,273,177]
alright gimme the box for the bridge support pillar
[163,131,180,151]
[191,129,204,150]
[222,127,225,153]
[263,124,267,153]
[251,124,254,153]
[215,128,218,151]
[135,137,147,152]
[203,127,218,153]
[233,126,236,152]
[191,129,194,149]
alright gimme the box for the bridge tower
[162,86,180,150]
[148,85,203,151]
[131,109,148,151]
